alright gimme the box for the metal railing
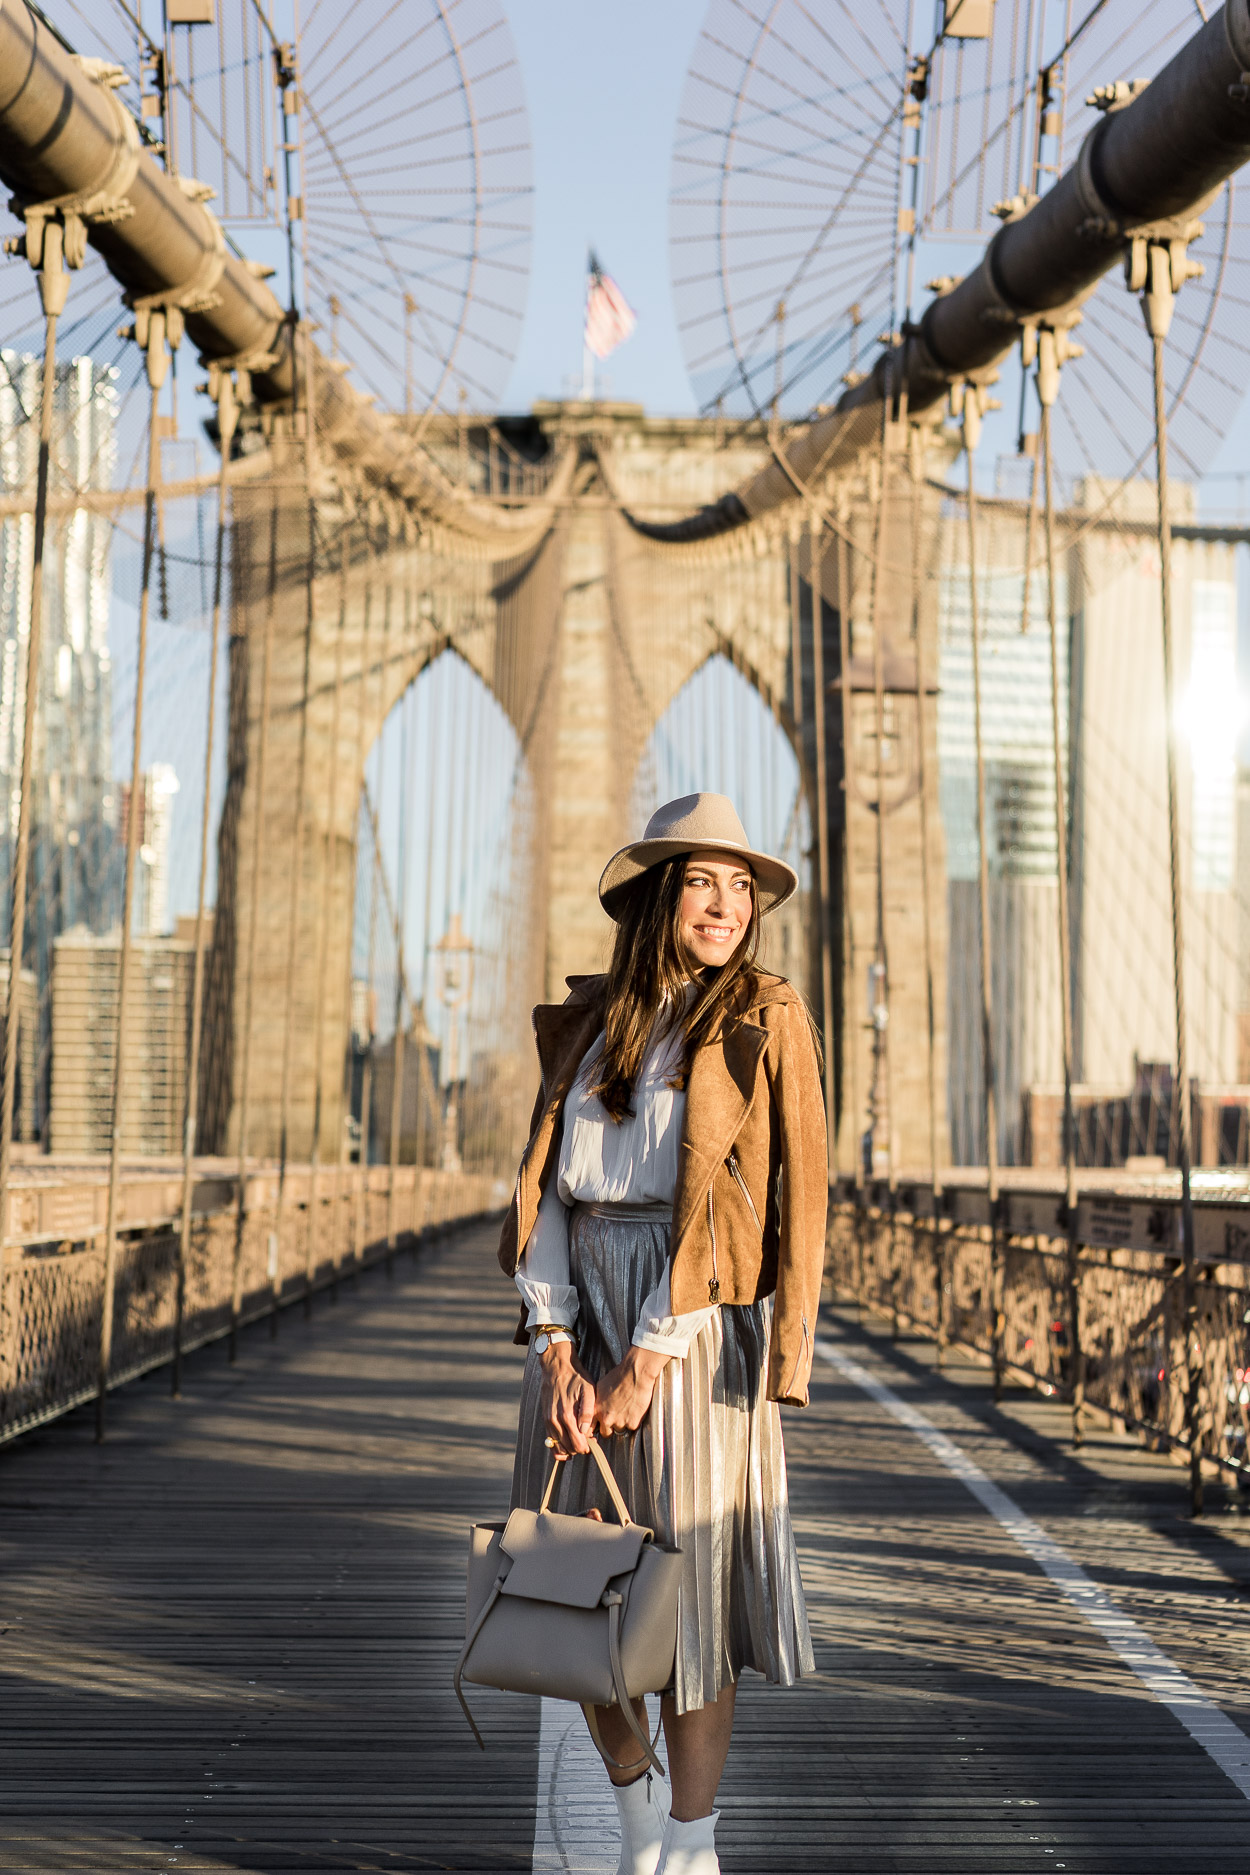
[827,1175,1250,1504]
[0,1162,503,1444]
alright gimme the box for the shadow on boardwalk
[1,1221,1249,1872]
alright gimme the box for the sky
[495,1,1250,494]
[498,1,707,416]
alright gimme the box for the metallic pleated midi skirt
[511,1201,814,1714]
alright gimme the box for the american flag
[584,253,636,360]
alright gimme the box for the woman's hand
[540,1343,597,1457]
[594,1345,671,1438]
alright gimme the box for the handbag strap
[453,1572,506,1752]
[540,1435,634,1528]
[580,1593,667,1778]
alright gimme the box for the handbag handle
[540,1435,633,1528]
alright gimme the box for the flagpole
[582,250,634,404]
[582,249,594,401]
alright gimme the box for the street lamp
[431,912,474,1174]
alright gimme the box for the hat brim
[598,837,798,921]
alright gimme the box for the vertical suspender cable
[98,343,165,1443]
[355,826,380,1267]
[335,514,370,1280]
[835,515,862,1193]
[230,492,279,1361]
[272,341,319,1327]
[789,515,803,730]
[410,577,431,1245]
[867,423,896,1192]
[1038,381,1085,1445]
[386,666,411,1259]
[303,522,349,1306]
[1018,442,1040,635]
[0,225,67,1278]
[1142,256,1202,1515]
[173,372,236,1397]
[358,534,390,1262]
[962,394,1003,1395]
[414,639,446,1214]
[808,510,837,1168]
[908,429,946,1351]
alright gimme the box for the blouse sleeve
[514,1175,579,1329]
[631,1262,717,1358]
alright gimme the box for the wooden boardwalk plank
[1,1226,1248,1872]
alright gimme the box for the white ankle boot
[613,1771,672,1875]
[654,1808,720,1875]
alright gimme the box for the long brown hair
[588,854,762,1122]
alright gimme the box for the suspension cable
[1038,384,1086,1447]
[866,422,896,1192]
[272,430,321,1327]
[173,371,237,1398]
[1142,255,1202,1516]
[230,489,280,1362]
[304,517,350,1304]
[961,389,1004,1398]
[808,508,837,1170]
[97,358,163,1443]
[386,653,412,1261]
[834,510,863,1192]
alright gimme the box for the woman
[498,793,827,1875]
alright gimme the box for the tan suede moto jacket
[497,968,829,1406]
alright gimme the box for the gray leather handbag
[454,1438,681,1775]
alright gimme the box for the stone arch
[198,467,565,1159]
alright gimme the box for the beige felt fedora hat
[598,792,798,919]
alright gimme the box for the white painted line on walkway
[532,1695,637,1874]
[816,1335,1250,1802]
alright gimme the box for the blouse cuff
[515,1276,579,1331]
[630,1263,717,1358]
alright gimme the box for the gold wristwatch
[533,1327,574,1355]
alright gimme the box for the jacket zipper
[727,1149,762,1235]
[706,1187,721,1302]
[783,1313,810,1398]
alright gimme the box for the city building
[938,475,1241,1166]
[48,927,194,1156]
[0,351,122,1140]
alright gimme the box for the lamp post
[431,913,474,1175]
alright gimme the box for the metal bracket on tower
[951,378,1001,452]
[1125,222,1205,339]
[1019,318,1085,408]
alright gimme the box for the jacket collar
[532,978,607,1097]
[530,967,792,1103]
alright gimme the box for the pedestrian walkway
[1,1221,1249,1872]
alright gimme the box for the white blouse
[516,1011,718,1358]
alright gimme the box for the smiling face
[679,849,755,969]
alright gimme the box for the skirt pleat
[510,1203,814,1714]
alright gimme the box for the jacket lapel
[672,1015,769,1245]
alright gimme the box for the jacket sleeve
[765,999,829,1406]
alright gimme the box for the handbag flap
[498,1507,648,1609]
